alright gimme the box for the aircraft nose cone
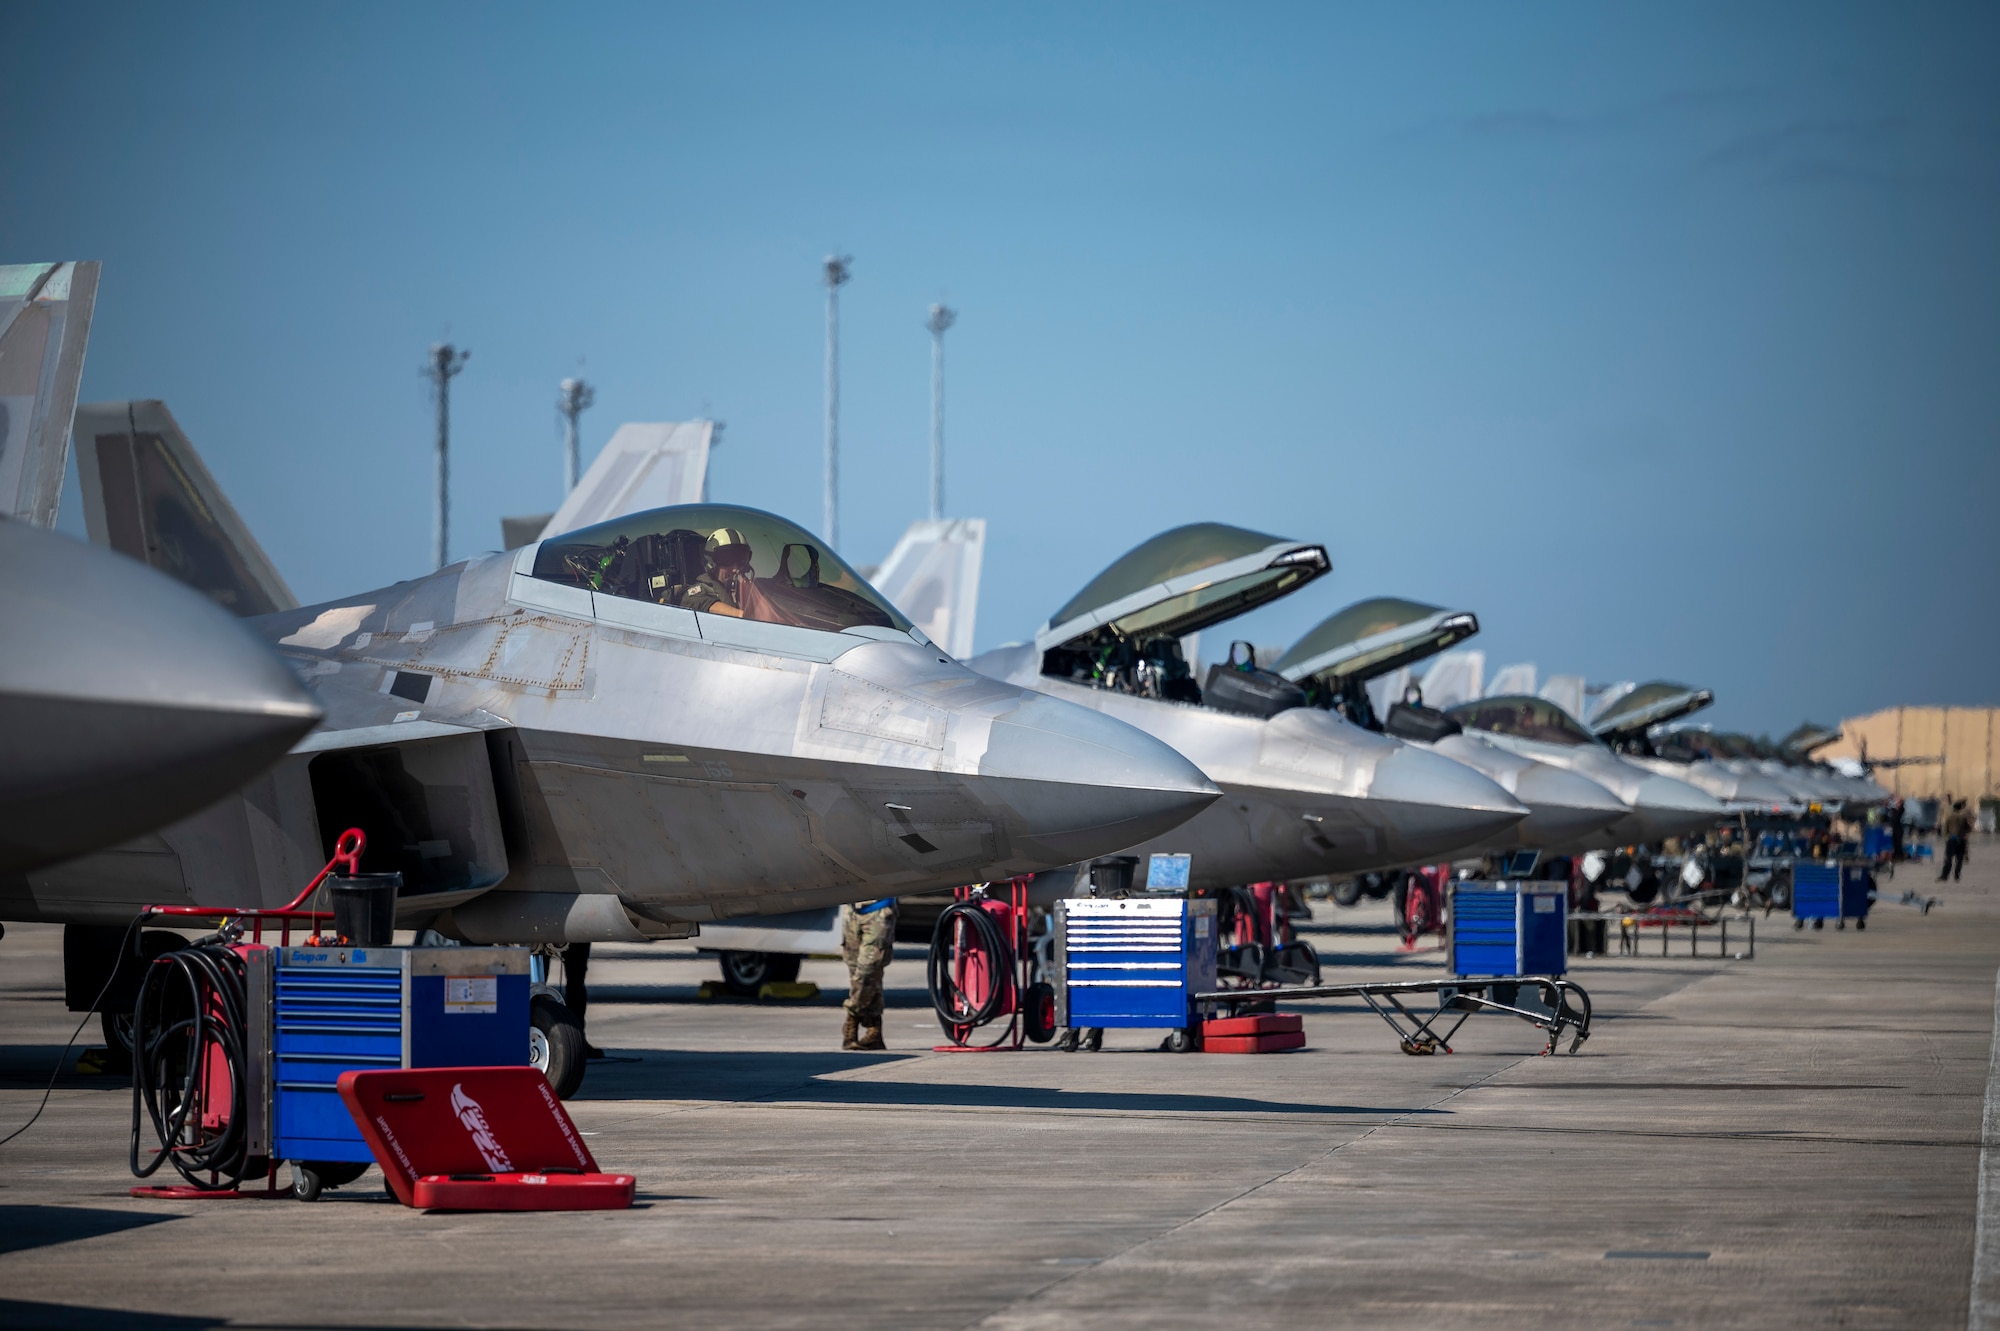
[1366,742,1529,863]
[978,692,1222,864]
[1512,762,1629,845]
[1620,771,1726,843]
[1725,770,1803,811]
[0,522,323,872]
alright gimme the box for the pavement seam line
[1969,966,2000,1331]
[958,1053,1535,1330]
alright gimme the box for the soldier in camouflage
[842,897,897,1050]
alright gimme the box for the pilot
[679,528,754,617]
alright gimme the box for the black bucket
[1087,856,1140,897]
[329,873,401,947]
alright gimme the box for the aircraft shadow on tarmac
[573,1049,1431,1118]
[0,1046,128,1092]
[0,1204,180,1258]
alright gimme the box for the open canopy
[1036,523,1329,654]
[1448,695,1603,748]
[532,503,912,634]
[1274,597,1479,687]
[1590,681,1714,739]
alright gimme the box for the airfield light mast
[422,342,470,571]
[926,303,956,522]
[558,375,595,494]
[823,254,851,550]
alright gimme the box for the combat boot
[841,1014,860,1050]
[856,1024,885,1051]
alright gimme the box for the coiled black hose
[927,900,1011,1030]
[130,942,252,1191]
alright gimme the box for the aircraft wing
[538,420,716,540]
[869,517,986,658]
[0,261,99,527]
[72,400,298,616]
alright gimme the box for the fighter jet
[21,406,1221,944]
[1588,681,1804,813]
[0,264,323,878]
[1445,694,1726,846]
[0,519,322,876]
[970,524,1528,889]
[1271,597,1629,852]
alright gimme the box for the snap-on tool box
[1054,897,1217,1030]
[1448,881,1567,978]
[273,946,529,1167]
[1792,861,1873,925]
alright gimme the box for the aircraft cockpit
[1447,695,1603,748]
[532,504,912,635]
[1032,523,1330,715]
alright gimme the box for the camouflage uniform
[842,900,897,1049]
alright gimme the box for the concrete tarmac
[2,844,1995,1329]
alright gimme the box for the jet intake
[444,891,698,944]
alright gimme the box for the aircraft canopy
[1448,695,1602,748]
[1274,597,1478,686]
[533,503,912,634]
[1590,681,1714,738]
[1037,523,1328,653]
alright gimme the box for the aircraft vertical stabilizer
[538,421,715,541]
[0,261,100,527]
[72,400,298,617]
[870,517,986,658]
[1419,650,1484,709]
[1539,673,1587,718]
[1486,662,1537,697]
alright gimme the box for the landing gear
[530,995,587,1099]
[717,950,802,996]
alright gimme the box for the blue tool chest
[1449,882,1567,978]
[272,946,529,1164]
[1792,862,1872,923]
[1054,897,1217,1030]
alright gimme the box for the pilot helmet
[705,527,753,570]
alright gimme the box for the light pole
[422,342,470,570]
[558,375,595,494]
[823,254,851,550]
[926,303,956,522]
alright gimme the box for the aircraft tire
[1331,879,1363,908]
[718,950,798,995]
[531,995,587,1100]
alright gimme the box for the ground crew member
[1941,799,1972,882]
[842,897,897,1050]
[678,528,754,617]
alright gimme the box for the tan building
[1816,706,2000,802]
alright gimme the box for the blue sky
[5,2,1995,734]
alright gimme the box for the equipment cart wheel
[1836,919,1846,931]
[1162,1027,1197,1054]
[1857,917,1866,930]
[1023,982,1057,1044]
[1080,1027,1103,1052]
[717,950,801,996]
[530,995,588,1100]
[1794,918,1805,930]
[1054,1028,1079,1052]
[292,1160,369,1202]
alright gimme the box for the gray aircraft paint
[0,521,322,879]
[18,479,1219,934]
[1274,597,1629,856]
[971,528,1528,889]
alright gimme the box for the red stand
[338,1067,634,1211]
